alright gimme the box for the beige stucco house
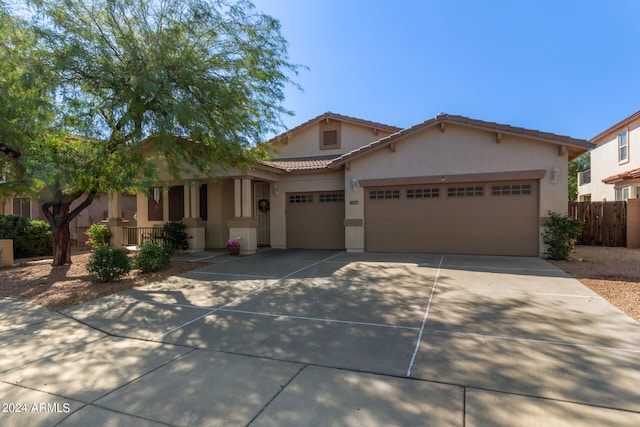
[577,110,640,202]
[119,112,592,257]
[1,193,136,244]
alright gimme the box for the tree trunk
[42,188,97,266]
[52,221,72,266]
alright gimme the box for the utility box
[0,239,14,268]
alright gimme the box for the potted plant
[226,238,240,255]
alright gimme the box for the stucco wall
[344,124,569,256]
[270,122,393,159]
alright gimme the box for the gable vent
[323,130,338,146]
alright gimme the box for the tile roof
[602,167,640,184]
[329,113,593,167]
[259,113,594,173]
[259,155,342,172]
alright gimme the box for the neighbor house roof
[591,110,640,143]
[602,167,640,184]
[329,113,594,168]
[267,112,402,146]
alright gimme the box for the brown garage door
[286,191,345,250]
[365,181,539,256]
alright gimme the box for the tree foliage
[568,152,590,201]
[0,0,299,264]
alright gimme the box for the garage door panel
[286,191,345,250]
[365,181,538,256]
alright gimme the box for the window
[447,186,484,197]
[12,197,31,218]
[406,188,439,198]
[369,189,400,200]
[319,193,344,203]
[619,130,628,163]
[491,184,532,196]
[289,194,313,203]
[615,186,630,201]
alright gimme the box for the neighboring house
[578,110,640,202]
[127,112,592,257]
[1,193,136,244]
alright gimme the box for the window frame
[619,130,629,164]
[615,186,630,201]
[12,197,31,218]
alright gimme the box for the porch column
[234,179,242,217]
[183,183,191,219]
[228,177,257,255]
[107,190,122,219]
[103,190,128,247]
[182,181,205,253]
[242,178,252,217]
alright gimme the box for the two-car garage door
[365,181,539,256]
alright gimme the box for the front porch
[107,177,274,255]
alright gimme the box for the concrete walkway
[2,250,640,426]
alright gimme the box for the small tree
[542,211,583,260]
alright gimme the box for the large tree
[0,0,299,265]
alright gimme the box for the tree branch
[0,141,21,159]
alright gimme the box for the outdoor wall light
[351,178,358,191]
[551,167,559,184]
[272,184,279,195]
[152,187,161,203]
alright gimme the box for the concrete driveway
[2,250,640,426]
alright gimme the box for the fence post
[627,199,640,248]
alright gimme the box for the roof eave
[330,115,593,167]
[591,110,640,143]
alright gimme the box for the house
[1,193,137,244]
[123,112,592,257]
[577,110,640,202]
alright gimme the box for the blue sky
[252,0,640,141]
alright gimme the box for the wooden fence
[568,201,627,247]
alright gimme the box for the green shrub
[22,220,54,257]
[85,223,112,249]
[162,221,189,253]
[0,215,53,258]
[134,241,170,273]
[87,246,131,282]
[542,211,583,260]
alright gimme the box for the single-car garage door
[365,181,539,256]
[286,191,345,250]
